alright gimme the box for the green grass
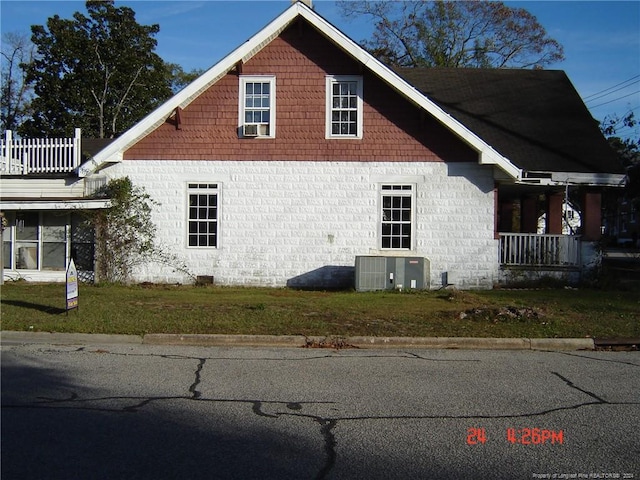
[1,282,639,339]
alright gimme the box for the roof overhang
[0,199,111,210]
[77,5,303,177]
[294,5,523,180]
[78,2,523,180]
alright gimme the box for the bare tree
[1,32,35,131]
[338,0,564,68]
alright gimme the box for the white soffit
[0,199,111,210]
[550,172,626,186]
[519,171,626,187]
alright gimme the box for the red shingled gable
[124,19,476,163]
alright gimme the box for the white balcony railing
[1,129,81,175]
[499,233,581,267]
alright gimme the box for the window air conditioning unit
[355,256,430,292]
[243,123,269,137]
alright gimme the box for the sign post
[66,259,79,313]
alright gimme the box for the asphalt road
[1,338,639,480]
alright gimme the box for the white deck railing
[1,129,81,175]
[499,233,581,267]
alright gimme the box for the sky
[1,0,639,139]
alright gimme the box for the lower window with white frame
[380,184,414,249]
[187,183,219,248]
[2,211,70,271]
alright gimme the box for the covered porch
[1,128,111,283]
[495,182,609,284]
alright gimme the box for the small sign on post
[66,259,79,313]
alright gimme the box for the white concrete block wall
[103,160,499,289]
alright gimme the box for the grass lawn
[1,282,639,339]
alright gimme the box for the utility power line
[585,80,640,105]
[582,75,640,101]
[588,90,640,109]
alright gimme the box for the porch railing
[1,129,81,175]
[499,233,581,267]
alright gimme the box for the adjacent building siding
[104,160,498,289]
[1,177,85,199]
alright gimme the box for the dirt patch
[459,306,544,323]
[302,336,359,349]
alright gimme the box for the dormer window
[239,76,275,138]
[326,75,363,139]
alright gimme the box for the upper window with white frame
[187,183,219,248]
[326,75,363,139]
[239,76,275,138]
[380,184,414,250]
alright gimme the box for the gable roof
[79,1,622,187]
[79,1,521,179]
[395,68,624,177]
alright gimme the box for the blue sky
[1,0,639,139]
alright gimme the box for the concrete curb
[143,333,306,348]
[347,336,533,349]
[1,332,595,351]
[1,331,143,345]
[530,338,595,351]
[144,334,596,350]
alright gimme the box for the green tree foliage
[601,112,640,204]
[167,63,205,94]
[1,32,35,132]
[21,0,172,138]
[338,0,564,68]
[88,177,158,283]
[86,177,193,283]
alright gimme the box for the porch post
[546,192,564,234]
[582,190,602,241]
[498,201,513,232]
[520,195,538,233]
[0,212,4,285]
[73,128,81,169]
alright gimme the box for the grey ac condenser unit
[355,256,429,292]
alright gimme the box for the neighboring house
[537,203,581,236]
[1,130,110,282]
[607,198,640,247]
[0,2,626,288]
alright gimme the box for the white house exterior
[101,160,497,288]
[1,2,625,288]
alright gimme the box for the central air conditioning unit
[355,256,430,292]
[243,123,269,137]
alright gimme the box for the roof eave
[79,4,302,177]
[518,171,626,187]
[297,6,522,180]
[79,1,522,180]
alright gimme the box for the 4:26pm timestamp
[467,427,564,445]
[506,427,563,445]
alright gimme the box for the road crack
[189,358,205,399]
[552,371,608,403]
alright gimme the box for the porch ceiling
[498,183,562,201]
[0,198,110,210]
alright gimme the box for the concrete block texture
[106,160,498,288]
